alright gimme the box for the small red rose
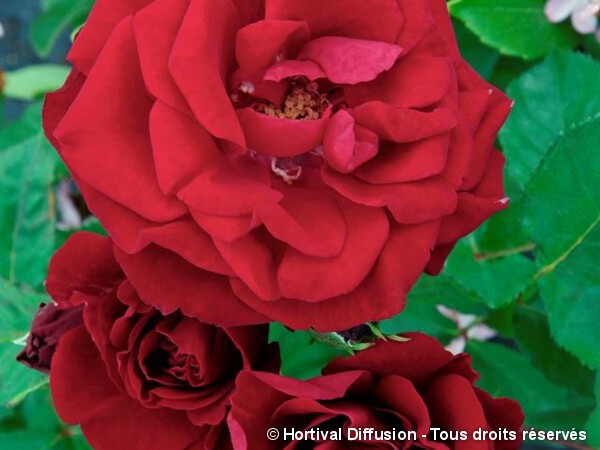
[40,232,278,450]
[229,334,524,450]
[45,0,510,330]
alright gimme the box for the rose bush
[44,0,511,331]
[229,334,524,450]
[37,232,278,450]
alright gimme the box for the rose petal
[323,110,379,174]
[352,101,457,143]
[133,0,191,114]
[67,0,154,74]
[55,18,186,222]
[115,245,268,326]
[298,37,403,85]
[322,169,457,224]
[437,150,508,245]
[46,233,122,308]
[424,374,490,450]
[51,326,206,450]
[237,107,331,157]
[345,56,453,109]
[256,187,347,258]
[326,333,455,384]
[263,60,326,83]
[277,201,389,301]
[213,234,281,301]
[354,133,451,184]
[231,221,439,331]
[236,20,310,75]
[265,0,404,43]
[169,0,245,147]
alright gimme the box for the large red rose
[44,232,278,450]
[44,0,510,331]
[229,334,524,449]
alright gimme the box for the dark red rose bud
[16,302,83,374]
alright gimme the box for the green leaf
[586,375,600,447]
[525,117,600,369]
[0,341,47,409]
[0,277,47,342]
[467,340,594,431]
[500,52,600,195]
[30,0,94,58]
[0,386,91,449]
[269,323,346,380]
[379,292,457,343]
[452,19,500,79]
[444,239,536,309]
[449,0,580,60]
[514,303,595,397]
[0,133,59,288]
[525,116,600,267]
[478,200,532,252]
[3,66,71,101]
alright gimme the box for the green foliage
[0,122,60,289]
[269,324,346,379]
[3,66,70,101]
[29,0,94,58]
[500,52,600,197]
[449,0,581,59]
[468,340,594,431]
[0,387,91,449]
[0,0,599,447]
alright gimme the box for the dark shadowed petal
[46,233,122,308]
[114,245,269,326]
[51,326,206,450]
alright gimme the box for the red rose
[44,0,510,331]
[229,334,524,449]
[16,302,83,374]
[45,232,278,450]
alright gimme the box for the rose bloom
[45,0,511,331]
[229,334,524,450]
[16,302,83,374]
[33,232,278,450]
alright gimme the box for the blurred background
[0,0,599,449]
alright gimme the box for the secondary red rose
[45,232,278,450]
[229,334,524,450]
[16,302,83,374]
[44,0,510,330]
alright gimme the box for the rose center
[253,78,328,120]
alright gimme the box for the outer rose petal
[55,18,186,223]
[67,0,155,74]
[424,374,490,450]
[265,0,404,43]
[325,333,475,385]
[133,0,191,114]
[114,245,269,326]
[168,0,245,147]
[276,201,389,301]
[46,233,122,308]
[51,326,206,450]
[231,222,439,331]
